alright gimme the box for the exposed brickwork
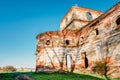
[36,2,120,78]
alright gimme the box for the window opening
[95,28,99,35]
[66,40,70,45]
[86,12,92,21]
[46,40,50,45]
[116,17,120,25]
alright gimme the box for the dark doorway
[81,52,88,68]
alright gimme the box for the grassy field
[0,72,120,80]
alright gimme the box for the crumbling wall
[60,6,102,30]
[36,2,120,78]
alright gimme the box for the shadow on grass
[0,72,31,80]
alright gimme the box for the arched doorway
[66,54,71,70]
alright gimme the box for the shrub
[92,61,110,75]
[2,65,16,72]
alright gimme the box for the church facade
[36,2,120,78]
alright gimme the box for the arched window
[86,12,92,21]
[66,40,70,45]
[116,17,120,25]
[46,40,50,45]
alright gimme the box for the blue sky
[0,0,119,68]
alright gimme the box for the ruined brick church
[36,2,120,77]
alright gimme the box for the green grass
[0,72,15,80]
[0,72,120,80]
